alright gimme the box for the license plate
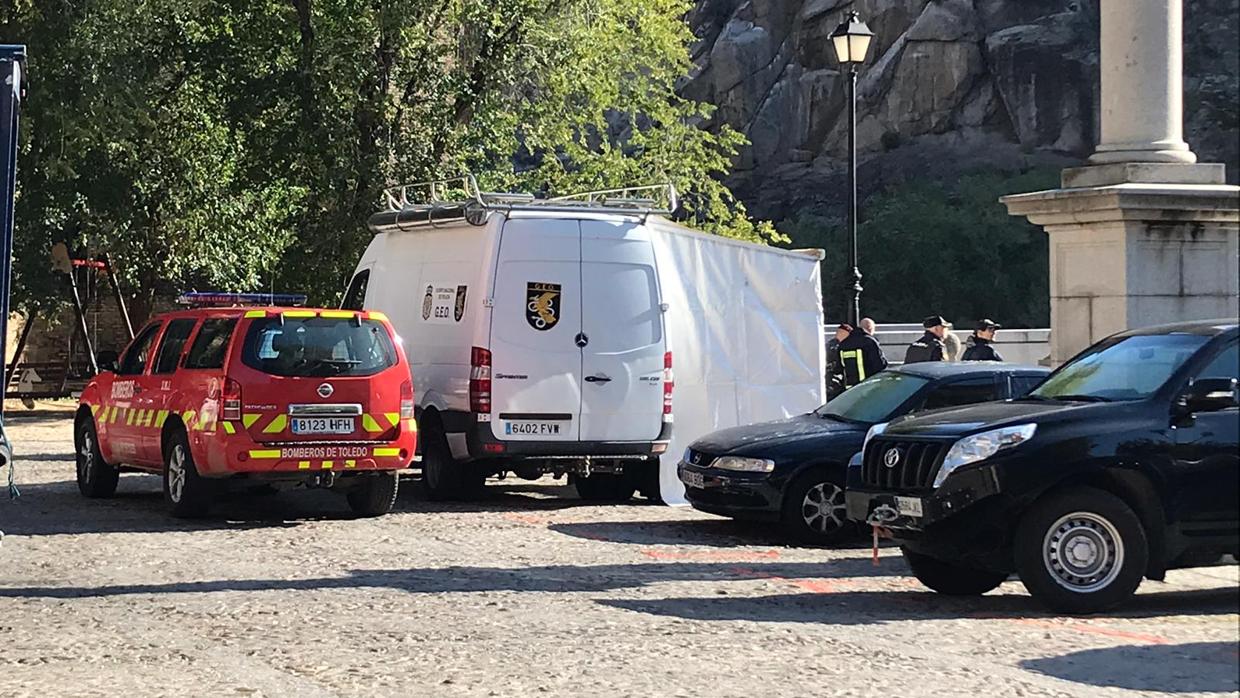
[682,470,706,489]
[290,417,355,435]
[503,421,564,437]
[895,496,924,517]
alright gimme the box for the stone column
[1002,0,1239,365]
[1090,0,1196,164]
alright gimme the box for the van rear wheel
[163,430,212,518]
[347,471,399,516]
[574,473,635,502]
[421,425,484,501]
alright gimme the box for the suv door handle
[584,375,612,383]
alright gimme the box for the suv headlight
[862,422,888,453]
[935,424,1037,488]
[712,456,775,473]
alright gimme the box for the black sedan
[678,362,1050,544]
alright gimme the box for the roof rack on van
[370,174,678,233]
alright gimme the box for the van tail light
[470,347,492,414]
[663,351,674,418]
[222,377,242,422]
[400,380,415,419]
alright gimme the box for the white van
[346,176,825,503]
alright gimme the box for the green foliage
[784,168,1059,328]
[3,0,780,312]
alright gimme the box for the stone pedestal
[1002,164,1239,365]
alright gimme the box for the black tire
[1013,487,1148,614]
[75,417,119,498]
[574,473,636,502]
[781,469,855,545]
[163,429,212,518]
[903,548,1010,596]
[421,423,484,501]
[346,471,400,516]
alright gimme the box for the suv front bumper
[845,463,1003,531]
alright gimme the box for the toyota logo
[883,448,901,469]
[316,383,334,399]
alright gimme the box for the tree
[785,167,1058,328]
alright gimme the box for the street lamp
[831,12,874,325]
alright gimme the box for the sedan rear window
[241,317,396,377]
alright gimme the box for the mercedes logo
[316,383,334,399]
[883,448,901,469]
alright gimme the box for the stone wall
[684,0,1239,219]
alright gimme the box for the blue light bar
[176,291,308,307]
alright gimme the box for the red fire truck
[74,293,417,518]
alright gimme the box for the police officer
[904,315,950,364]
[838,321,888,388]
[962,319,1004,361]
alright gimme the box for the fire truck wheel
[346,471,400,516]
[163,430,212,518]
[76,418,119,498]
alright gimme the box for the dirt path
[1,409,1236,697]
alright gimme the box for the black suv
[847,319,1239,613]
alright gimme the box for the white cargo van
[346,176,825,503]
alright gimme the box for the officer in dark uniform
[838,322,888,388]
[962,319,1004,361]
[904,315,949,364]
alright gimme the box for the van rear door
[489,218,583,441]
[578,220,664,442]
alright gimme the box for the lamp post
[830,12,874,326]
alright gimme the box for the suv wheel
[164,430,212,518]
[421,425,484,501]
[1014,487,1148,614]
[76,417,119,498]
[346,471,400,516]
[574,473,635,502]
[903,548,1009,596]
[782,470,853,545]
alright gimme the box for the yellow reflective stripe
[282,310,315,318]
[244,310,267,318]
[373,447,401,457]
[125,408,137,426]
[144,409,157,427]
[344,459,356,468]
[298,460,311,470]
[362,414,384,433]
[98,405,109,422]
[249,449,281,459]
[242,413,260,428]
[384,412,400,427]
[263,414,288,434]
[320,310,355,319]
[90,404,100,416]
[221,421,236,435]
[367,311,388,322]
[321,461,333,469]
[155,410,169,427]
[406,419,418,432]
[110,407,121,424]
[182,410,197,430]
[839,350,866,381]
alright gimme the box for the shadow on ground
[598,585,1240,623]
[1020,641,1239,693]
[549,519,872,550]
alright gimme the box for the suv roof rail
[370,174,678,233]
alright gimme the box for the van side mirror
[1177,378,1239,414]
[97,350,119,373]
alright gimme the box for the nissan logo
[316,383,334,399]
[883,448,901,469]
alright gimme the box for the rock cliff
[683,0,1239,219]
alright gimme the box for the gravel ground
[1,405,1237,697]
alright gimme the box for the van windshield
[241,317,396,377]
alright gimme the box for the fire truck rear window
[241,317,396,377]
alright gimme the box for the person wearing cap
[904,315,950,364]
[838,320,888,388]
[962,319,1004,362]
[825,322,852,400]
